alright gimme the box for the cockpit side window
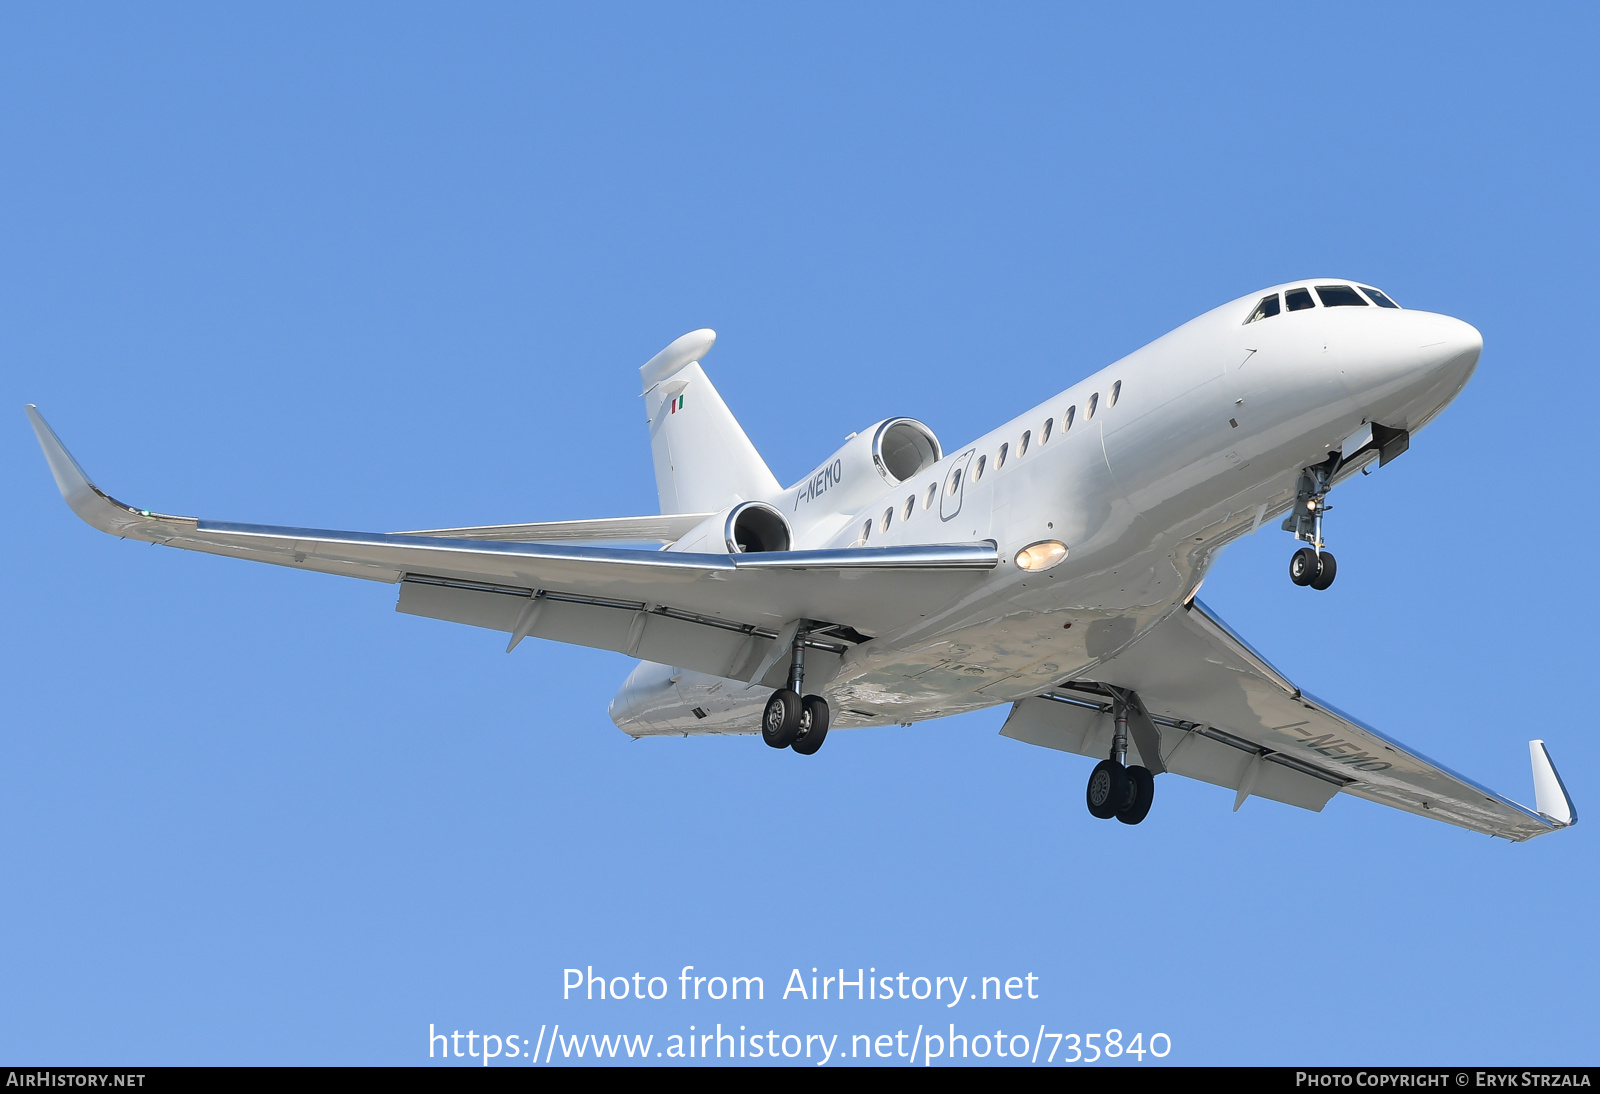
[1246,294,1281,323]
[1285,287,1315,312]
[1315,284,1368,308]
[1359,286,1401,309]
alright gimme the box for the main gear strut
[1084,688,1157,825]
[760,623,831,755]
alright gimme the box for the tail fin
[640,330,780,514]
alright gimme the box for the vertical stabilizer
[640,330,780,514]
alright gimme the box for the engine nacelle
[668,499,792,555]
[786,417,942,525]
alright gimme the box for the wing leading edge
[398,513,715,544]
[27,406,997,686]
[1003,597,1576,841]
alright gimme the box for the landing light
[1015,540,1068,572]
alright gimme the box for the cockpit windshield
[1245,294,1281,323]
[1245,283,1403,323]
[1315,284,1368,308]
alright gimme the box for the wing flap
[1001,695,1342,812]
[396,575,841,686]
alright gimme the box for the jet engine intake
[784,418,944,523]
[872,418,942,484]
[724,501,791,553]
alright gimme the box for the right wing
[1003,597,1576,841]
[28,406,996,688]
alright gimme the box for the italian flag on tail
[669,394,685,413]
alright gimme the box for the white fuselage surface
[611,281,1480,735]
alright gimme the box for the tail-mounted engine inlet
[724,501,792,553]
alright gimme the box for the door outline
[939,449,975,522]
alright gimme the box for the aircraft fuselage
[612,282,1482,734]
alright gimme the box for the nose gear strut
[1284,454,1339,590]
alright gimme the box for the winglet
[1530,740,1577,827]
[24,405,189,538]
[26,404,104,523]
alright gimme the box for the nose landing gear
[1283,458,1338,591]
[760,624,831,755]
[1289,546,1337,590]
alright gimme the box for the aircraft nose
[1415,314,1482,374]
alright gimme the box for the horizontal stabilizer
[640,329,717,392]
[1530,740,1577,826]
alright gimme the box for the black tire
[1289,547,1319,586]
[1309,550,1337,590]
[791,695,830,755]
[761,689,802,748]
[1086,759,1127,820]
[1117,765,1155,825]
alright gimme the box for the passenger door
[939,449,975,522]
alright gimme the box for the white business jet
[27,280,1578,839]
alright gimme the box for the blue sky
[2,3,1595,1066]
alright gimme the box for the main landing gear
[1284,458,1338,591]
[1084,698,1154,825]
[762,625,830,755]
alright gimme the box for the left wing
[1003,596,1577,841]
[398,513,714,543]
[28,406,997,687]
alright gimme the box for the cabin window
[1019,430,1031,456]
[882,507,893,533]
[996,443,1009,469]
[1063,405,1076,431]
[925,482,937,509]
[1110,380,1122,406]
[1360,285,1401,309]
[1316,284,1368,308]
[947,467,962,495]
[903,495,916,520]
[1285,287,1315,311]
[1246,294,1281,323]
[973,454,986,481]
[1042,418,1053,444]
[1087,392,1099,418]
[861,520,872,544]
